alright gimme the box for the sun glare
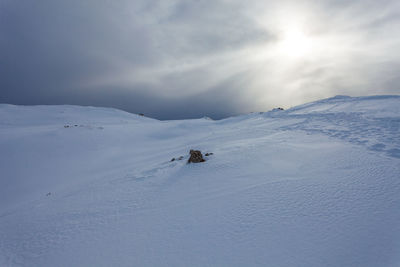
[280,28,313,58]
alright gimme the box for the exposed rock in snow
[188,150,206,163]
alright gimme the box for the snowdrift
[0,96,399,266]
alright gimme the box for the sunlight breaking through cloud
[1,0,400,119]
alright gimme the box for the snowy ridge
[0,96,399,266]
[0,104,156,127]
[272,95,400,159]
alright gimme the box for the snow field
[0,95,399,266]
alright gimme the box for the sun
[280,28,313,58]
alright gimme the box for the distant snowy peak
[1,95,399,124]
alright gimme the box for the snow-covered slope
[0,96,399,267]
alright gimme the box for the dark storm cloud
[1,0,399,119]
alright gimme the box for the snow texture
[0,96,400,266]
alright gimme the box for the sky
[1,0,400,119]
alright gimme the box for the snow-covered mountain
[1,95,399,266]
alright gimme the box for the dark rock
[188,150,205,163]
[139,113,145,116]
[178,156,184,160]
[171,158,176,162]
[205,152,214,156]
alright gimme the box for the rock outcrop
[188,150,205,163]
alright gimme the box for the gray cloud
[1,0,399,119]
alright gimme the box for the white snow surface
[0,95,400,266]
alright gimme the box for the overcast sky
[1,0,400,119]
